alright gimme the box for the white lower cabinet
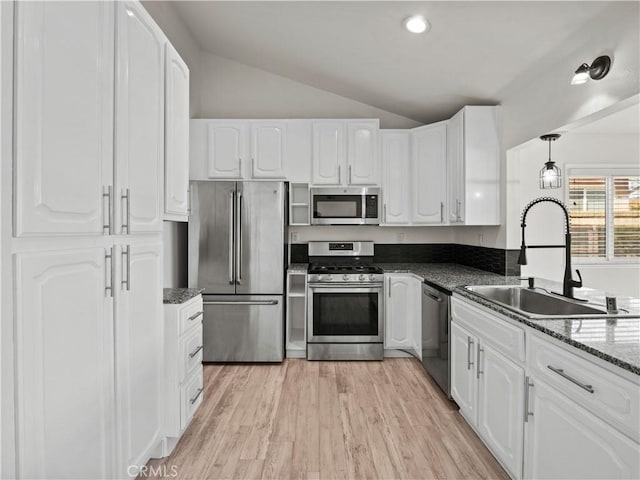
[115,242,164,474]
[524,378,639,480]
[163,294,204,455]
[384,274,421,359]
[14,244,163,479]
[14,248,117,479]
[452,296,640,480]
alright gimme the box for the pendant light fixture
[539,134,562,189]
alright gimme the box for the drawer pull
[189,345,203,359]
[547,365,594,394]
[189,387,204,405]
[188,311,203,322]
[467,337,474,370]
[524,376,534,422]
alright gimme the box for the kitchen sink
[464,285,610,319]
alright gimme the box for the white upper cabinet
[115,1,165,234]
[115,242,163,475]
[14,248,116,479]
[447,106,500,225]
[312,119,378,186]
[347,121,379,185]
[164,42,190,221]
[14,1,115,236]
[206,121,247,179]
[411,122,447,224]
[250,121,287,178]
[381,131,411,225]
[311,121,345,185]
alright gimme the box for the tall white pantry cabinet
[1,1,188,478]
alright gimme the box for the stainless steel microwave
[310,187,380,225]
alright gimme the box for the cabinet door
[447,109,464,223]
[346,121,378,185]
[251,121,286,179]
[477,343,525,479]
[411,123,447,224]
[384,275,413,350]
[311,121,345,185]
[450,321,477,424]
[14,1,114,236]
[524,378,640,480]
[164,43,190,220]
[115,1,165,234]
[116,243,163,473]
[380,131,411,225]
[207,121,247,179]
[15,248,116,479]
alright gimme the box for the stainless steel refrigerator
[188,181,286,362]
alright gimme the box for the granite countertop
[163,288,204,305]
[375,262,521,291]
[455,278,640,375]
[288,263,309,273]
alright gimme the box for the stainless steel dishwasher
[421,283,451,397]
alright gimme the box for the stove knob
[343,274,349,281]
[369,274,376,281]
[359,274,366,281]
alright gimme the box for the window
[568,171,640,261]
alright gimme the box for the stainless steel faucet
[517,197,583,299]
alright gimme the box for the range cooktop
[308,263,383,275]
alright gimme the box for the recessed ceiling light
[404,15,430,34]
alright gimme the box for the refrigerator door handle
[228,191,235,284]
[236,190,243,284]
[203,300,279,306]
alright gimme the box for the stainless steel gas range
[306,241,384,360]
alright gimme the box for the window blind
[568,175,639,260]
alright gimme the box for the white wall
[196,51,421,129]
[456,2,640,250]
[508,130,640,297]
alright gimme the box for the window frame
[565,165,640,265]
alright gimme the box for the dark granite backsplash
[291,243,520,276]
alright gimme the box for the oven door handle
[308,283,384,288]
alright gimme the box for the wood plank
[146,359,509,480]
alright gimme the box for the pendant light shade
[539,134,562,189]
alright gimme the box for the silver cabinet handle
[440,201,444,223]
[102,186,112,234]
[476,346,484,379]
[547,365,595,394]
[236,190,243,284]
[383,204,387,223]
[467,337,474,370]
[188,311,203,322]
[238,158,242,178]
[338,165,342,184]
[348,165,352,184]
[189,345,203,359]
[190,387,204,405]
[228,191,235,285]
[456,199,461,222]
[121,245,131,291]
[105,248,113,297]
[121,188,130,234]
[187,186,192,214]
[387,277,391,298]
[203,300,279,306]
[524,376,534,422]
[251,158,255,177]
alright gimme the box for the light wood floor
[147,359,508,480]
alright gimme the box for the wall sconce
[571,55,612,85]
[539,134,562,189]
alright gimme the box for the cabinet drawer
[527,333,639,442]
[178,296,203,336]
[180,324,203,381]
[180,369,204,431]
[451,297,525,362]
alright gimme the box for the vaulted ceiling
[170,1,613,123]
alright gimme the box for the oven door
[307,284,383,343]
